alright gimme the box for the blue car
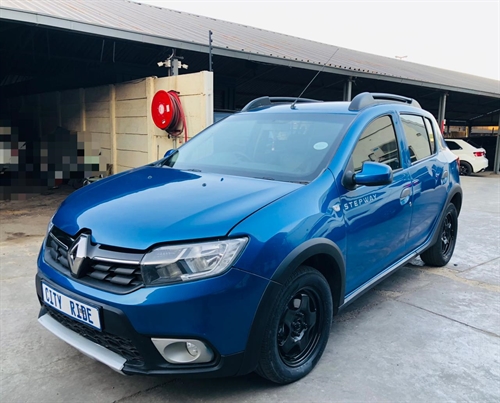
[36,93,462,384]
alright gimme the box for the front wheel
[420,203,458,266]
[256,266,332,384]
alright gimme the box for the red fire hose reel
[151,90,188,142]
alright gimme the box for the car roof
[244,101,354,114]
[240,92,425,116]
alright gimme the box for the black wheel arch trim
[270,238,345,285]
[237,238,345,375]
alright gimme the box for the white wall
[13,71,214,175]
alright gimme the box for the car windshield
[162,112,354,183]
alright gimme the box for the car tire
[460,161,473,176]
[420,203,458,267]
[256,266,332,384]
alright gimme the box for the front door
[340,115,413,294]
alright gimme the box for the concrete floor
[1,175,499,402]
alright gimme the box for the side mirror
[344,162,393,189]
[163,149,177,158]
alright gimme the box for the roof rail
[241,96,321,112]
[349,92,421,111]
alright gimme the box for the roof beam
[1,7,498,99]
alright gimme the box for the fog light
[186,342,199,357]
[152,338,214,364]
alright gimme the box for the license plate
[41,282,102,331]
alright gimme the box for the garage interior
[1,0,499,200]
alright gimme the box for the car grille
[45,227,144,293]
[45,304,144,365]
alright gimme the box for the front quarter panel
[230,170,345,280]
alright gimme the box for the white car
[445,139,489,175]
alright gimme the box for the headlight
[141,238,248,285]
[46,219,54,238]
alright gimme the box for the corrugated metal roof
[1,0,498,97]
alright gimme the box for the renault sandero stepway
[36,93,462,384]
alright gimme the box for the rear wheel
[420,203,458,266]
[460,161,472,176]
[256,266,332,384]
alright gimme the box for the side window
[352,115,400,172]
[446,140,462,151]
[400,114,432,162]
[423,118,436,153]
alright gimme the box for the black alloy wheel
[257,266,332,384]
[277,288,322,367]
[460,161,472,176]
[441,211,456,256]
[421,203,458,267]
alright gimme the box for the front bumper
[35,267,268,376]
[38,311,127,373]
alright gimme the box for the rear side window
[446,140,462,150]
[352,115,400,172]
[465,139,480,148]
[423,118,436,153]
[400,114,434,162]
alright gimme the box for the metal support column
[437,93,448,134]
[208,30,213,72]
[494,114,500,174]
[171,58,179,76]
[343,77,353,101]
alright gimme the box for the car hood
[52,166,301,250]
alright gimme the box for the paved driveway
[1,175,499,402]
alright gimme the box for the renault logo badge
[68,234,90,278]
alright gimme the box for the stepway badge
[343,194,378,211]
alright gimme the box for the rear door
[397,114,447,251]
